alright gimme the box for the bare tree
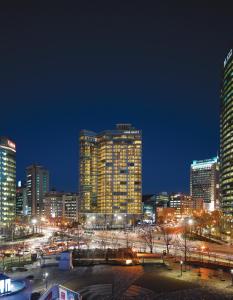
[110,232,119,249]
[158,225,174,255]
[139,226,156,253]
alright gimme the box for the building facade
[156,192,169,208]
[169,193,202,219]
[142,194,156,224]
[44,191,78,222]
[190,157,219,211]
[0,137,16,226]
[16,181,27,216]
[26,164,49,216]
[79,124,142,224]
[220,47,233,215]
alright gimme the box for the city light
[31,219,37,225]
[0,4,232,300]
[188,219,193,225]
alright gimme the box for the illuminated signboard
[59,286,81,300]
[191,157,218,170]
[224,49,232,67]
[123,131,140,134]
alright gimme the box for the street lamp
[31,219,37,234]
[201,245,205,263]
[188,219,193,226]
[180,260,183,277]
[184,218,193,270]
[230,269,233,286]
[44,272,49,289]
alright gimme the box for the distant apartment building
[16,181,27,216]
[190,157,219,211]
[26,164,49,216]
[79,124,142,224]
[44,191,78,221]
[0,137,16,226]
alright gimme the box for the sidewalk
[163,258,233,297]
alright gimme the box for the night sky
[1,1,233,194]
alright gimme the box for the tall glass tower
[0,137,16,226]
[220,46,233,215]
[79,124,142,223]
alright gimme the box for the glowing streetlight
[44,272,49,289]
[31,219,37,234]
[184,217,193,269]
[31,219,37,225]
[188,219,193,225]
[180,260,183,277]
[230,269,233,286]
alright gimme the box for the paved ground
[6,259,233,299]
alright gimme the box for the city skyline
[0,3,233,300]
[1,2,233,194]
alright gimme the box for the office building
[26,164,49,216]
[156,192,169,207]
[190,157,219,211]
[220,46,233,215]
[0,137,16,226]
[16,181,27,216]
[79,124,142,224]
[169,193,203,219]
[142,194,156,223]
[44,191,78,222]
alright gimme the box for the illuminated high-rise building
[26,164,49,216]
[190,157,219,211]
[79,124,142,222]
[0,137,16,226]
[220,46,233,215]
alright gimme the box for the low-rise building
[44,191,79,222]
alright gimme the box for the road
[92,230,233,264]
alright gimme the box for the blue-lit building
[0,137,16,226]
[142,194,156,223]
[142,192,169,223]
[190,157,219,211]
